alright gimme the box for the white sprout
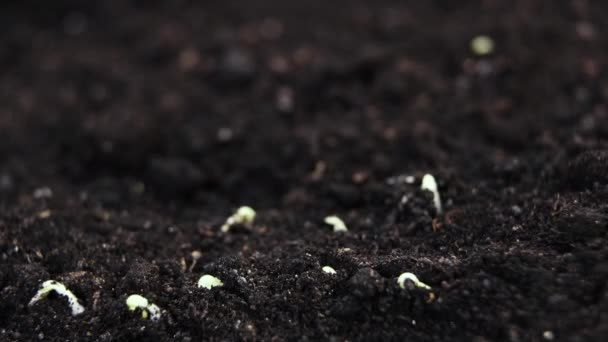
[397,272,431,290]
[29,280,85,316]
[322,266,337,274]
[189,250,203,272]
[471,35,494,56]
[197,275,224,290]
[126,294,161,321]
[221,206,256,232]
[324,216,348,233]
[421,174,442,214]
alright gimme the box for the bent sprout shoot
[221,206,256,232]
[29,280,85,316]
[421,174,442,214]
[397,272,431,290]
[324,216,348,233]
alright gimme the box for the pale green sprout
[126,294,161,321]
[29,280,85,316]
[221,206,256,232]
[471,35,494,56]
[324,216,348,233]
[322,266,337,274]
[421,174,442,214]
[397,272,431,290]
[197,274,224,289]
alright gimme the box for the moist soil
[1,1,608,341]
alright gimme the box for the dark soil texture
[2,1,608,341]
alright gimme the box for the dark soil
[1,1,608,341]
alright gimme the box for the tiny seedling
[322,266,337,274]
[197,274,224,289]
[189,250,202,272]
[29,280,85,316]
[221,206,256,232]
[397,272,431,290]
[126,294,161,321]
[471,35,494,56]
[421,174,442,214]
[324,216,348,233]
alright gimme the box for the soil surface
[1,1,608,341]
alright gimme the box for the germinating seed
[29,280,85,316]
[198,274,224,289]
[324,216,348,232]
[471,35,494,56]
[322,266,337,274]
[126,294,161,321]
[421,174,442,214]
[126,294,148,311]
[221,206,256,232]
[397,272,431,290]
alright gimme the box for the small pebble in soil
[575,21,595,41]
[351,171,369,184]
[268,55,289,74]
[511,205,522,216]
[386,174,415,185]
[276,86,294,112]
[217,48,256,85]
[0,173,13,190]
[178,47,200,72]
[476,60,494,77]
[217,127,234,142]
